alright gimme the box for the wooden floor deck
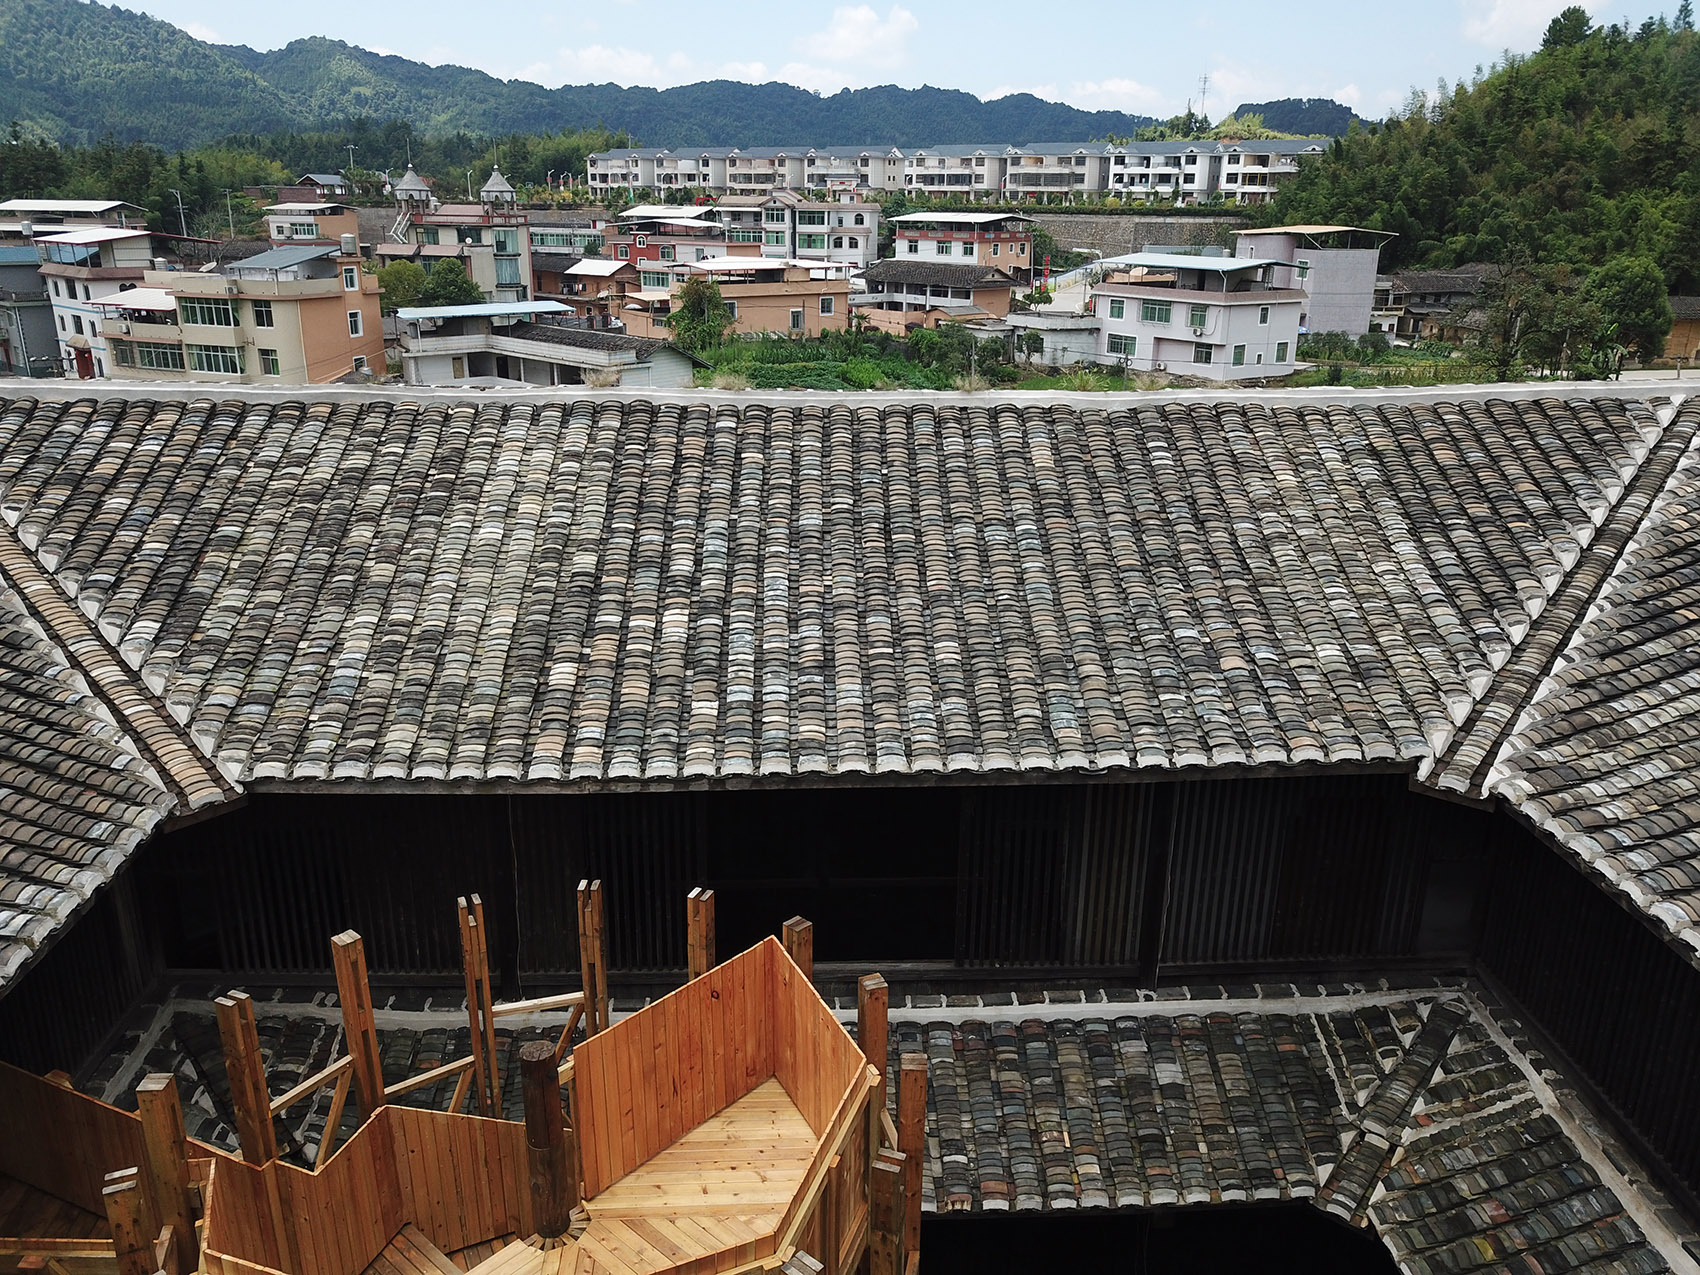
[465,1079,816,1275]
[362,1224,463,1275]
[0,1172,113,1273]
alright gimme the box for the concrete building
[0,199,144,232]
[531,255,637,324]
[98,243,383,384]
[854,259,1020,332]
[397,300,701,387]
[0,243,56,378]
[1090,252,1303,379]
[1233,225,1394,336]
[379,174,534,304]
[716,192,879,268]
[621,257,852,339]
[888,211,1036,283]
[35,226,163,378]
[602,206,728,265]
[263,202,360,247]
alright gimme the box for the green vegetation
[690,326,1023,391]
[666,277,735,353]
[374,260,426,314]
[1230,99,1365,135]
[416,259,482,307]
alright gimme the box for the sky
[127,0,1630,120]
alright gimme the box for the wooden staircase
[362,1224,462,1275]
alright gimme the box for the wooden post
[576,879,609,1036]
[458,895,502,1117]
[135,1074,198,1275]
[214,992,278,1165]
[857,974,890,1110]
[331,930,386,1121]
[897,1054,926,1256]
[686,887,715,979]
[868,1155,905,1275]
[521,1041,579,1239]
[782,916,814,981]
[101,1170,153,1275]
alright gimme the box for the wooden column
[521,1041,579,1240]
[214,991,277,1165]
[576,879,609,1036]
[135,1074,198,1275]
[686,887,715,979]
[101,1170,153,1275]
[897,1054,926,1256]
[782,916,814,980]
[857,974,890,1110]
[458,895,501,1116]
[331,930,386,1121]
[868,1155,905,1275]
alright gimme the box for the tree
[665,276,732,352]
[1543,6,1594,48]
[418,259,484,307]
[1677,0,1694,30]
[376,259,428,313]
[1017,331,1046,365]
[1581,255,1673,361]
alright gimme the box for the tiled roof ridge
[1422,401,1694,796]
[0,522,236,812]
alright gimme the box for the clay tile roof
[1489,402,1700,958]
[859,260,1017,289]
[0,391,1671,790]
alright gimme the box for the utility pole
[166,188,188,238]
[222,190,235,240]
[466,169,475,201]
[345,144,358,178]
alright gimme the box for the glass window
[1107,333,1136,356]
[82,285,90,300]
[458,227,482,245]
[725,300,737,319]
[765,231,786,246]
[1193,343,1212,364]
[1108,298,1124,319]
[1189,304,1208,327]
[833,237,844,249]
[797,211,826,225]
[658,245,675,261]
[799,234,826,250]
[420,226,440,245]
[133,341,185,369]
[1276,341,1289,362]
[260,348,280,376]
[991,243,999,256]
[906,239,918,254]
[1140,300,1171,323]
[853,213,865,225]
[288,222,318,238]
[347,310,363,337]
[179,297,237,327]
[617,245,630,259]
[1259,306,1270,325]
[764,208,787,223]
[495,257,522,285]
[820,295,834,315]
[72,315,83,335]
[51,279,59,296]
[937,242,952,255]
[849,238,859,249]
[1232,344,1246,366]
[789,308,804,331]
[114,341,135,366]
[640,271,671,289]
[1296,260,1310,280]
[342,266,358,290]
[493,228,519,253]
[252,300,274,328]
[187,344,243,374]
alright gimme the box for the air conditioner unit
[118,322,130,334]
[224,284,240,295]
[1192,327,1206,337]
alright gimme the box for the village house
[375,167,534,304]
[1233,224,1396,336]
[853,258,1020,332]
[621,256,852,338]
[714,191,880,269]
[0,241,53,378]
[1090,251,1304,377]
[34,225,170,379]
[1664,295,1699,362]
[600,204,728,265]
[262,201,361,248]
[887,210,1036,283]
[530,255,637,324]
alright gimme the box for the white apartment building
[35,226,162,379]
[1090,252,1304,380]
[888,211,1036,282]
[717,192,880,268]
[1233,225,1395,334]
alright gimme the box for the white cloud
[792,5,919,67]
[1332,83,1362,107]
[551,44,667,85]
[180,20,222,42]
[1461,0,1606,46]
[1062,77,1166,113]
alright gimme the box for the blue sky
[132,0,1622,120]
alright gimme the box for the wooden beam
[314,1066,352,1168]
[868,1155,905,1275]
[153,1224,179,1275]
[100,1172,152,1275]
[214,992,278,1166]
[490,991,585,1018]
[268,1054,353,1116]
[782,916,814,981]
[857,974,890,1111]
[457,896,501,1117]
[383,1054,475,1100]
[330,930,385,1121]
[576,879,608,1036]
[780,1255,824,1275]
[897,1053,926,1256]
[520,1041,578,1238]
[135,1075,197,1275]
[686,887,715,980]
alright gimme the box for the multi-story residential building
[602,206,727,265]
[1372,265,1491,345]
[396,300,701,387]
[1233,225,1395,334]
[1090,252,1303,379]
[378,168,533,304]
[0,198,144,233]
[621,257,852,339]
[0,242,55,378]
[888,211,1036,283]
[263,202,360,247]
[853,260,1020,333]
[35,225,164,378]
[716,192,880,268]
[95,242,383,384]
[527,215,605,256]
[530,256,637,325]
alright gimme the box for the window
[1108,298,1125,319]
[789,308,804,331]
[58,315,65,331]
[82,285,90,301]
[617,245,630,259]
[991,243,1000,257]
[131,341,185,370]
[252,300,275,328]
[1107,333,1136,356]
[114,341,133,366]
[640,271,672,289]
[495,257,523,286]
[1189,304,1208,328]
[51,279,59,297]
[797,211,826,225]
[906,239,919,254]
[1258,306,1270,325]
[937,242,952,255]
[764,208,787,223]
[342,266,359,290]
[288,222,318,238]
[1140,300,1171,323]
[1296,258,1310,281]
[492,228,518,254]
[347,310,363,337]
[458,227,483,245]
[659,246,675,261]
[728,228,763,243]
[833,237,844,249]
[764,231,786,246]
[259,348,280,376]
[1276,341,1289,362]
[352,355,367,373]
[188,343,243,374]
[849,237,859,249]
[94,357,103,376]
[420,226,440,245]
[820,295,834,316]
[1018,243,1026,255]
[179,297,237,327]
[798,234,826,250]
[72,315,83,336]
[1193,343,1213,365]
[1232,344,1246,366]
[634,235,647,248]
[853,213,865,225]
[725,300,737,320]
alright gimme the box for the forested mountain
[0,0,1157,148]
[1261,9,1700,291]
[1230,98,1364,135]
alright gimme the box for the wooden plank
[332,931,387,1121]
[215,993,279,1166]
[576,881,608,1038]
[318,1066,353,1168]
[895,1055,925,1257]
[100,1173,151,1275]
[135,1075,198,1275]
[781,918,813,983]
[386,1055,476,1101]
[270,1054,355,1117]
[686,889,715,981]
[866,1158,902,1275]
[491,993,586,1018]
[856,977,888,1116]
